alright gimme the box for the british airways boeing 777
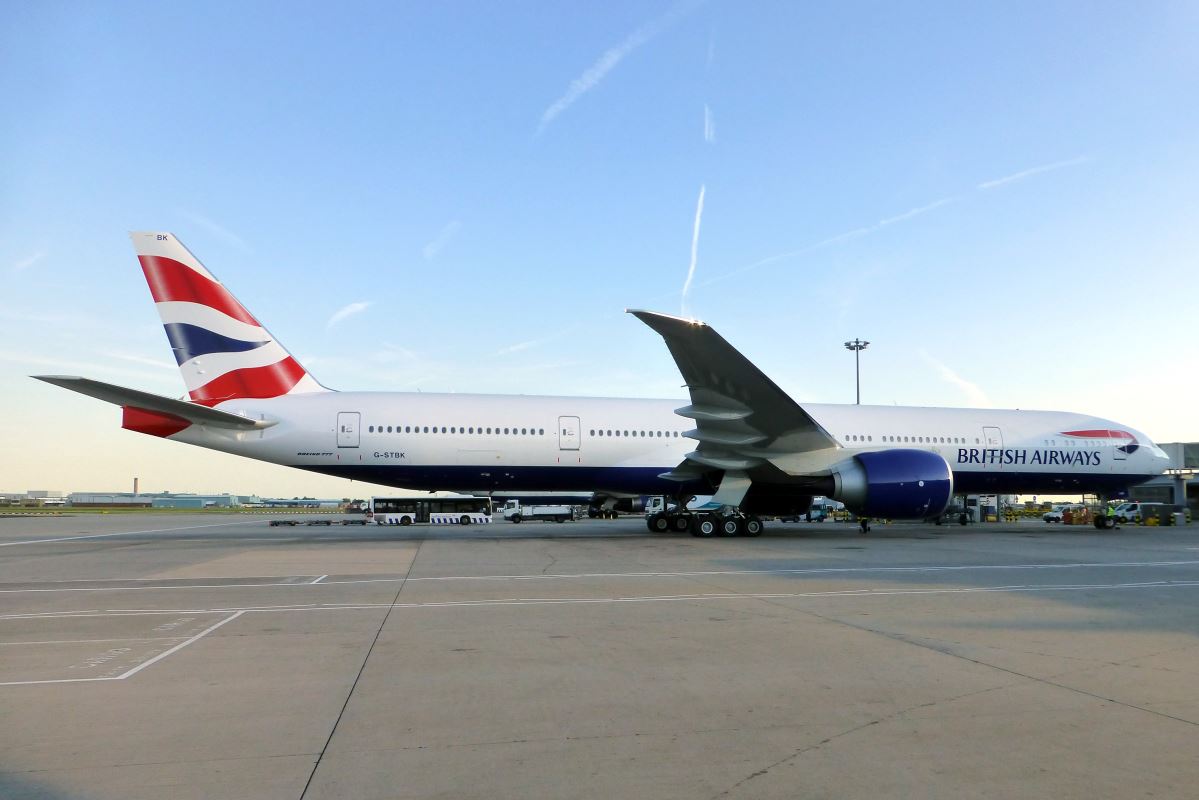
[35,233,1169,536]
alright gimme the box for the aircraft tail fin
[130,232,327,405]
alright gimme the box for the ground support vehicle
[502,500,572,523]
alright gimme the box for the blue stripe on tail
[163,323,270,365]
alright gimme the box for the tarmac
[2,512,1198,799]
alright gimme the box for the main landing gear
[646,511,764,538]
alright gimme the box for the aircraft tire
[692,515,716,537]
[719,516,742,537]
[671,514,691,532]
[649,513,669,533]
[743,516,763,537]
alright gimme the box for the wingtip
[627,309,707,326]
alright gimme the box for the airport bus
[368,494,493,526]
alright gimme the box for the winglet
[629,309,838,455]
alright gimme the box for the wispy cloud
[422,220,462,261]
[920,350,991,406]
[816,197,957,248]
[326,301,371,330]
[497,338,546,356]
[101,351,176,370]
[179,210,251,251]
[681,184,706,315]
[370,343,418,364]
[1,351,176,385]
[978,156,1089,190]
[537,1,699,134]
[697,195,956,290]
[703,104,716,143]
[12,251,46,272]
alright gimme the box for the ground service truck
[501,499,573,523]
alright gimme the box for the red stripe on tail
[190,356,307,405]
[139,255,259,325]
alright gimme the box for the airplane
[35,232,1170,536]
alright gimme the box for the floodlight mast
[844,338,869,405]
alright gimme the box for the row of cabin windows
[846,434,975,445]
[590,429,681,438]
[369,425,546,436]
[845,436,1116,447]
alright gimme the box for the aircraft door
[558,416,580,451]
[983,426,1003,468]
[337,412,360,448]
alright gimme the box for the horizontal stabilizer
[32,376,275,430]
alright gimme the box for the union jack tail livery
[131,232,326,405]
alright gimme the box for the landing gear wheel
[692,514,716,537]
[859,518,871,534]
[958,513,968,526]
[720,516,743,537]
[743,516,763,537]
[672,514,691,532]
[648,513,669,533]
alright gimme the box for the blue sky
[2,1,1196,497]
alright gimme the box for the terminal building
[67,492,249,508]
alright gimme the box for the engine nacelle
[831,449,953,519]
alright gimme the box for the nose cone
[1141,435,1172,470]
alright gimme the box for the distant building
[68,491,240,508]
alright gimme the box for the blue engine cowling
[831,449,953,519]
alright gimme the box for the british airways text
[957,448,1102,467]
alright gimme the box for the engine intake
[832,449,953,519]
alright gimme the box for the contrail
[537,1,701,134]
[978,156,1089,190]
[681,184,706,316]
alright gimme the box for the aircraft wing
[33,376,275,430]
[629,311,837,477]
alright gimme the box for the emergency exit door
[337,412,360,448]
[558,416,580,450]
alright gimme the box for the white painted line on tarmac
[0,520,260,548]
[0,636,188,647]
[116,611,243,679]
[0,612,243,686]
[4,558,1199,594]
[3,579,1199,624]
[396,559,1199,583]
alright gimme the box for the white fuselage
[167,391,1169,498]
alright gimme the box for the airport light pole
[844,338,869,405]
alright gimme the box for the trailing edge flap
[628,311,837,462]
[32,375,276,430]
